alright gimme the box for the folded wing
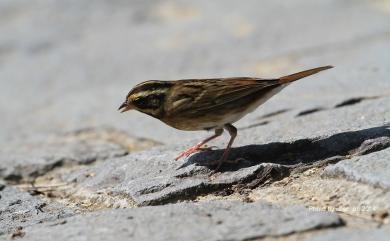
[165,78,280,115]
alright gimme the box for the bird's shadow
[179,124,390,172]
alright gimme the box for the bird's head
[118,80,173,117]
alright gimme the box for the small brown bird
[119,66,333,171]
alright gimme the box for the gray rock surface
[0,186,73,235]
[0,131,127,183]
[18,201,342,241]
[64,124,390,206]
[305,227,390,241]
[324,146,390,189]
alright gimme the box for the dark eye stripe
[133,93,165,110]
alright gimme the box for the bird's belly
[217,84,286,125]
[162,115,225,131]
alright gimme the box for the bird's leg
[174,128,224,161]
[211,123,237,172]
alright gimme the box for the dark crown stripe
[127,80,172,99]
[135,81,172,92]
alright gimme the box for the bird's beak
[118,102,132,113]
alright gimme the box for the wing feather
[165,78,280,114]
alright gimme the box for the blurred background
[1,0,390,146]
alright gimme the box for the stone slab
[324,146,390,189]
[18,201,342,241]
[305,226,390,241]
[65,124,390,206]
[0,186,73,235]
[0,131,127,182]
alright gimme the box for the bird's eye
[133,97,147,108]
[149,98,160,106]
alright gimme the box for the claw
[174,128,224,161]
[174,145,203,161]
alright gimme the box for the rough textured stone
[324,146,390,189]
[17,201,342,241]
[0,186,73,235]
[64,124,390,206]
[250,167,390,221]
[305,227,390,241]
[0,132,127,183]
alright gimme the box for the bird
[119,66,333,171]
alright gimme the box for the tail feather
[279,65,333,84]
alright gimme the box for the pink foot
[174,144,205,161]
